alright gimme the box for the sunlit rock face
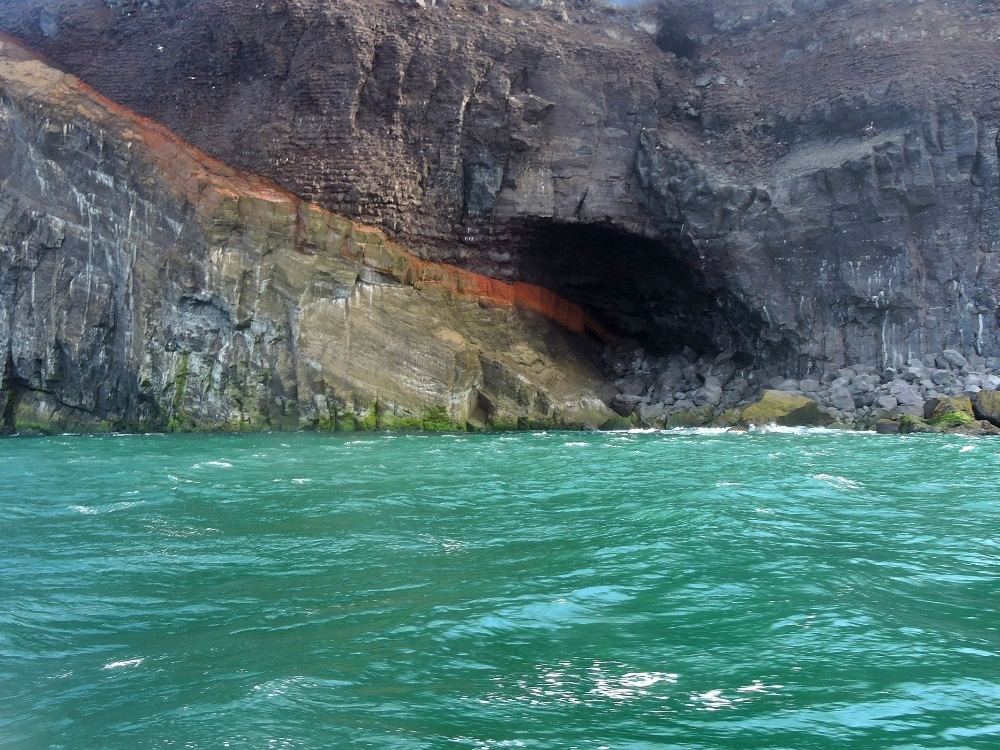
[0,36,612,434]
[3,0,1000,384]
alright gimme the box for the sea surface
[2,429,999,749]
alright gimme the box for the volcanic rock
[0,35,612,434]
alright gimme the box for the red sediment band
[0,33,617,346]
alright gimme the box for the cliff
[4,0,1000,431]
[5,0,1000,372]
[0,34,613,434]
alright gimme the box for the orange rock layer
[0,33,614,345]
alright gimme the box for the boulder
[829,387,856,412]
[940,349,969,369]
[973,389,1000,427]
[875,419,900,434]
[666,407,714,428]
[600,415,634,431]
[889,382,924,409]
[874,394,897,410]
[740,390,834,427]
[929,396,974,422]
[610,393,641,416]
[693,377,723,407]
[637,402,666,425]
[619,380,646,397]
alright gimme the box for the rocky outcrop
[0,35,613,434]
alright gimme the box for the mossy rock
[712,408,742,427]
[930,396,974,423]
[930,409,973,429]
[899,414,936,433]
[666,407,713,428]
[600,415,634,431]
[740,390,833,427]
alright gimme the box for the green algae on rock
[739,390,834,428]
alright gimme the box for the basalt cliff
[4,0,1000,433]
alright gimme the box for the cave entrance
[515,221,771,366]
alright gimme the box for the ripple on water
[2,430,1000,748]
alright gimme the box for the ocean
[2,429,998,748]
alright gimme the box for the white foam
[815,473,862,490]
[102,658,143,670]
[69,505,97,515]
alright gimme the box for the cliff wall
[5,0,1000,375]
[0,34,612,434]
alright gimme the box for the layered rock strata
[0,34,613,434]
[6,0,1000,376]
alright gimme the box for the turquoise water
[2,429,999,749]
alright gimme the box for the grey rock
[610,393,642,416]
[931,370,953,385]
[637,402,666,424]
[620,380,646,397]
[853,392,876,408]
[829,387,856,412]
[694,382,723,407]
[890,383,923,407]
[941,349,969,369]
[726,377,749,395]
[874,395,898,410]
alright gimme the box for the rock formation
[5,0,1000,432]
[0,34,613,433]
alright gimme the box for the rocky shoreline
[597,343,1000,436]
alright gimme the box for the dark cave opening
[515,221,779,366]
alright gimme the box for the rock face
[6,0,1000,376]
[0,35,613,434]
[6,0,1000,432]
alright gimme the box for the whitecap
[204,460,233,468]
[664,426,732,435]
[689,688,737,711]
[815,473,861,490]
[960,445,975,453]
[564,442,588,447]
[290,478,311,484]
[102,658,143,670]
[69,505,98,515]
